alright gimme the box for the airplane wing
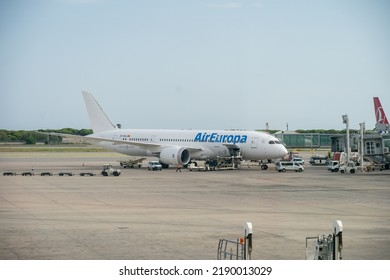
[36,131,203,152]
[36,131,162,148]
[35,131,87,142]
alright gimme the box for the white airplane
[50,92,288,168]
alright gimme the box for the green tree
[25,135,36,144]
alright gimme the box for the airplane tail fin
[373,97,389,125]
[82,91,118,133]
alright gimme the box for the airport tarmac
[0,151,389,260]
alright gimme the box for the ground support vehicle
[363,155,390,171]
[58,172,74,176]
[148,161,162,171]
[309,155,329,165]
[205,157,242,171]
[275,161,304,172]
[119,157,145,168]
[187,162,210,171]
[241,160,262,169]
[340,161,357,174]
[328,161,340,172]
[328,160,357,174]
[292,157,305,165]
[101,164,121,176]
[80,172,96,176]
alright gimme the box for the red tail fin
[373,97,389,125]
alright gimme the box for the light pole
[342,114,350,162]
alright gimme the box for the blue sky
[1,0,389,131]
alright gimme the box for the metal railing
[217,239,245,260]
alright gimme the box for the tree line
[0,128,93,144]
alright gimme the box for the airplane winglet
[82,91,117,133]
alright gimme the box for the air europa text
[194,132,248,144]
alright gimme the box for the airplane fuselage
[89,128,287,161]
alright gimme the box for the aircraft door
[150,135,157,143]
[251,137,258,148]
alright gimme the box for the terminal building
[329,131,390,170]
[274,127,390,170]
[274,97,390,169]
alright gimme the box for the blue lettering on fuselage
[194,132,247,144]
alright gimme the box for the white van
[148,161,162,171]
[276,161,304,172]
[292,157,305,165]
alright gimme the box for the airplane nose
[280,145,288,158]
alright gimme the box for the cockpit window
[269,140,282,144]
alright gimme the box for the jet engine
[159,146,191,166]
